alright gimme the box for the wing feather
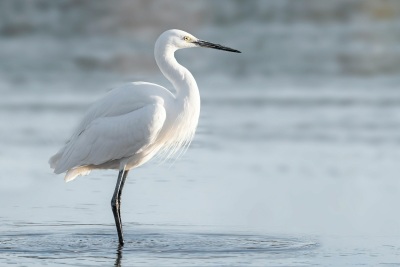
[73,83,160,137]
[54,103,166,174]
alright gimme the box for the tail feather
[64,167,91,182]
[50,151,91,182]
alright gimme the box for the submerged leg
[111,169,129,246]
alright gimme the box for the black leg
[118,170,129,204]
[111,169,129,246]
[116,170,129,232]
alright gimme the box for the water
[1,223,318,266]
[2,80,400,266]
[2,1,400,266]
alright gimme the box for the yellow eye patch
[183,36,191,42]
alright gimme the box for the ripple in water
[0,224,318,266]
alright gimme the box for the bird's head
[158,29,241,53]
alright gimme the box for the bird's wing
[54,102,166,174]
[73,82,169,136]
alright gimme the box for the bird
[49,29,241,246]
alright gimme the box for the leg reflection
[114,244,123,267]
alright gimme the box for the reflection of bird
[49,29,241,245]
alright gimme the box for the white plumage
[49,29,240,245]
[50,82,171,181]
[50,31,201,182]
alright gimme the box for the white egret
[49,29,240,245]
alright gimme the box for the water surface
[1,2,400,264]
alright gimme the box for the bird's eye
[183,36,191,42]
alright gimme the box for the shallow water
[1,223,319,267]
[2,223,400,266]
[2,3,400,263]
[1,81,400,266]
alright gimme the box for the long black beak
[194,40,241,53]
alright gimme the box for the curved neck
[154,40,199,101]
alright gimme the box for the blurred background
[2,0,400,86]
[1,0,400,241]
